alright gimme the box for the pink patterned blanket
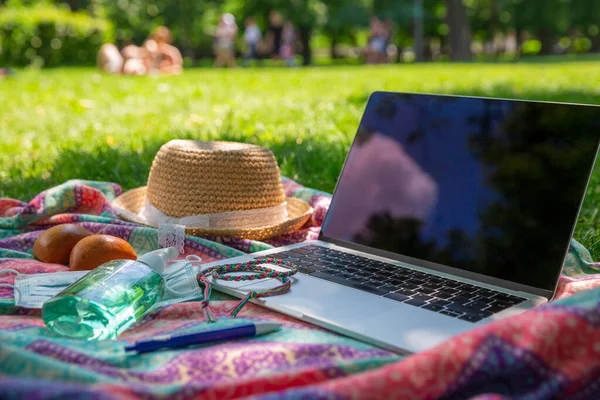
[0,179,599,399]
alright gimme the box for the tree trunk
[330,35,339,59]
[591,36,600,53]
[489,0,499,57]
[413,0,425,62]
[537,28,554,55]
[299,25,313,66]
[445,0,472,61]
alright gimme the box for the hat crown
[146,140,286,217]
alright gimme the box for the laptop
[200,91,600,354]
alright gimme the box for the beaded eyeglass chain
[193,257,299,322]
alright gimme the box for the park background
[2,0,600,257]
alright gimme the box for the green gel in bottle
[43,247,179,340]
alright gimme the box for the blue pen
[124,322,282,354]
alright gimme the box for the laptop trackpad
[235,274,472,353]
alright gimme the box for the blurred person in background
[150,26,183,75]
[281,20,297,67]
[96,43,123,74]
[243,16,262,66]
[366,17,387,64]
[266,11,283,60]
[214,13,238,68]
[96,26,182,75]
[121,41,147,75]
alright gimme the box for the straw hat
[112,140,313,240]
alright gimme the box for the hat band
[139,199,289,230]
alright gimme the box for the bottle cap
[138,247,179,275]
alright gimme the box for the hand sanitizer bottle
[42,247,179,340]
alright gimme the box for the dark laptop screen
[321,92,600,291]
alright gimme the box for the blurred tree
[413,0,424,61]
[445,0,472,60]
[511,0,571,55]
[322,0,369,58]
[569,0,600,52]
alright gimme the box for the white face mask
[0,255,205,309]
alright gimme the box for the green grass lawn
[3,61,600,257]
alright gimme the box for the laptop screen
[321,92,600,291]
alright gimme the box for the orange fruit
[33,224,92,264]
[69,234,137,271]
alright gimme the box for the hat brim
[112,186,314,240]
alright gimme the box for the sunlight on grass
[3,62,600,256]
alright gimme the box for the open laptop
[200,91,600,354]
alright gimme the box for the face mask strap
[0,270,23,304]
[0,284,22,304]
[0,269,22,278]
[185,255,202,264]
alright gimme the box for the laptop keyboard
[259,245,527,323]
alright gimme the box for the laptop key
[461,285,479,294]
[440,310,462,317]
[464,301,489,311]
[309,271,388,295]
[322,268,340,275]
[377,284,398,292]
[430,299,451,307]
[435,291,454,299]
[393,269,412,277]
[297,267,317,274]
[353,270,375,279]
[406,279,426,286]
[447,303,493,318]
[379,265,398,272]
[362,267,380,274]
[476,288,495,297]
[358,283,391,295]
[404,298,426,307]
[417,287,436,295]
[386,278,405,286]
[422,303,443,312]
[426,282,445,290]
[488,301,510,312]
[444,281,462,288]
[383,293,409,302]
[393,288,416,297]
[459,314,484,323]
[413,294,433,302]
[439,287,458,294]
[452,296,473,305]
[307,263,327,271]
[402,283,420,291]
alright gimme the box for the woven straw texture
[147,140,286,216]
[112,140,313,240]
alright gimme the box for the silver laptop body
[202,92,600,354]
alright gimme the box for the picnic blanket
[1,179,600,399]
